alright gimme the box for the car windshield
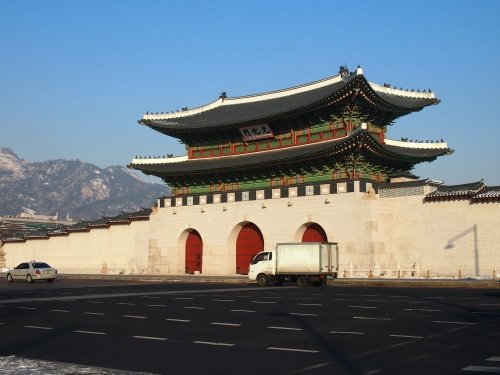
[32,262,51,268]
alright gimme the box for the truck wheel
[257,274,269,287]
[297,276,310,287]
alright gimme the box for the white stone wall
[2,190,499,278]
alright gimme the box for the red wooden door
[185,230,203,274]
[236,223,264,275]
[302,223,327,242]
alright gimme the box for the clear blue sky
[1,0,499,185]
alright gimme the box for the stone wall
[2,187,499,278]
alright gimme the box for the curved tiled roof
[425,181,486,201]
[129,128,451,178]
[139,67,439,142]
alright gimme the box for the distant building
[1,66,499,278]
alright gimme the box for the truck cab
[248,251,274,283]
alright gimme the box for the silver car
[6,261,58,283]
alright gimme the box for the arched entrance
[302,223,328,242]
[185,230,203,274]
[236,223,264,275]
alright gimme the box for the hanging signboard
[239,124,274,141]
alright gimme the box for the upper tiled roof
[139,66,439,143]
[129,126,451,178]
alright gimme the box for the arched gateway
[185,230,203,274]
[302,223,328,242]
[236,223,264,275]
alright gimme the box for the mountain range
[0,147,170,221]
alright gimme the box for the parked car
[6,261,58,283]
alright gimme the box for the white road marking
[211,322,241,327]
[74,330,106,335]
[488,357,500,362]
[353,316,391,321]
[267,347,318,353]
[146,304,166,307]
[183,306,205,310]
[213,299,235,302]
[462,365,500,373]
[433,320,476,325]
[390,334,424,339]
[193,341,235,347]
[133,335,167,341]
[349,305,377,309]
[123,315,147,319]
[85,312,105,316]
[25,325,53,330]
[17,306,36,310]
[88,301,104,304]
[142,296,161,299]
[251,301,277,304]
[166,318,190,323]
[330,331,364,335]
[267,326,302,331]
[290,312,318,317]
[230,309,255,313]
[404,308,441,312]
[50,309,69,313]
[174,297,194,300]
[117,302,135,305]
[298,303,323,306]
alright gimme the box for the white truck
[248,242,339,287]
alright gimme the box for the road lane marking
[349,306,377,309]
[174,297,194,300]
[213,299,235,302]
[193,341,235,347]
[267,347,318,353]
[211,322,241,327]
[184,306,205,310]
[85,312,105,316]
[146,304,166,307]
[133,335,167,341]
[123,315,147,319]
[330,331,364,335]
[88,301,104,304]
[462,365,500,373]
[472,312,500,316]
[17,307,36,310]
[290,312,318,316]
[0,286,288,305]
[433,320,476,325]
[166,318,190,323]
[404,308,441,312]
[251,301,277,304]
[230,309,255,313]
[488,357,500,362]
[50,309,69,313]
[117,302,135,305]
[267,326,302,331]
[353,316,390,321]
[142,296,161,299]
[298,303,323,306]
[74,330,106,335]
[25,325,53,330]
[390,334,424,339]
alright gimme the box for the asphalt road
[0,279,499,374]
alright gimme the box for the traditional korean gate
[236,223,264,275]
[302,223,328,242]
[185,230,203,274]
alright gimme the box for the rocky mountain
[0,147,170,220]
